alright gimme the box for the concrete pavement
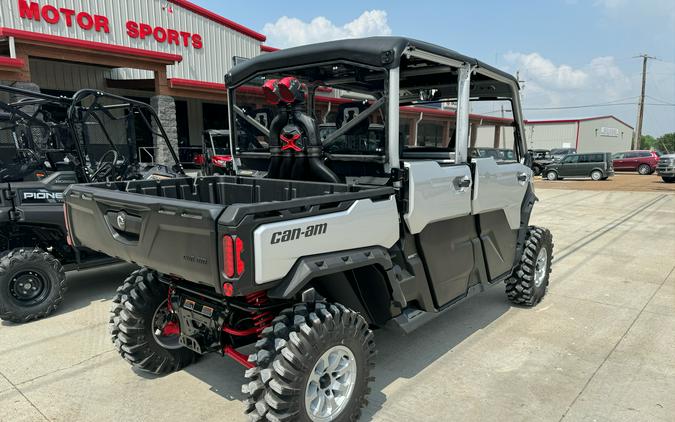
[1,188,674,422]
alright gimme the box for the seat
[267,103,340,183]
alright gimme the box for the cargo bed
[64,176,393,288]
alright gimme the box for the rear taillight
[223,235,245,278]
[63,204,72,246]
[235,237,245,275]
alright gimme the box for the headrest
[335,101,369,135]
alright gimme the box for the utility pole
[632,54,656,149]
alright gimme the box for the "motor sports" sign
[16,0,203,49]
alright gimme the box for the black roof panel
[227,36,517,86]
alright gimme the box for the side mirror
[523,151,533,167]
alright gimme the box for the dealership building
[522,116,634,153]
[0,0,279,164]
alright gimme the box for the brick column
[151,95,178,166]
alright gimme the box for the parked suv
[657,154,675,183]
[543,152,613,181]
[65,37,553,422]
[612,150,659,175]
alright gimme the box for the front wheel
[545,170,558,181]
[591,170,603,181]
[0,248,66,323]
[662,176,675,183]
[243,302,376,422]
[110,268,196,374]
[506,226,554,307]
[638,164,652,175]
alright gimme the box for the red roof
[524,115,634,130]
[168,0,266,42]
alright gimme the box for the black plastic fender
[268,246,394,300]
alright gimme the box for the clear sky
[196,0,674,136]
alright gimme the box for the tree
[656,133,675,154]
[640,134,657,149]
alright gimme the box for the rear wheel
[591,170,603,181]
[110,268,196,374]
[545,170,558,181]
[638,164,652,175]
[506,226,553,307]
[0,248,66,323]
[243,302,375,422]
[662,176,675,183]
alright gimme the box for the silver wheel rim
[639,165,649,174]
[534,248,548,288]
[547,172,556,180]
[592,171,601,180]
[305,345,357,422]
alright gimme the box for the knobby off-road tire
[506,226,553,307]
[243,302,376,422]
[0,248,66,323]
[110,268,196,374]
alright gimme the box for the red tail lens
[223,235,245,278]
[262,79,281,104]
[278,76,302,102]
[235,237,245,275]
[223,235,234,277]
[222,282,234,297]
[63,204,72,246]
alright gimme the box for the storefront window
[203,103,228,131]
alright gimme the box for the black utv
[0,86,183,323]
[65,37,554,421]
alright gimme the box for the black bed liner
[64,175,393,287]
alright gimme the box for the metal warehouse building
[0,0,277,164]
[523,116,634,153]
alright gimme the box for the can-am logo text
[270,223,327,244]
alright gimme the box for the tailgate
[65,185,225,285]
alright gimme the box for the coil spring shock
[246,291,274,334]
[222,291,275,368]
[222,291,274,337]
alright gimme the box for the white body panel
[403,161,472,234]
[0,0,261,83]
[253,196,399,284]
[471,158,530,229]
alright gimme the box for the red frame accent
[223,325,260,336]
[223,345,254,368]
[280,132,302,152]
[161,321,181,336]
[167,0,266,42]
[0,28,182,63]
[0,56,25,69]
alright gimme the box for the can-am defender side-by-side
[0,86,184,323]
[64,37,553,422]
